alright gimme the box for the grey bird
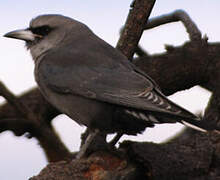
[4,14,217,158]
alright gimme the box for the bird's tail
[150,111,219,133]
[181,119,208,132]
[180,117,220,132]
[152,90,219,132]
[152,106,220,133]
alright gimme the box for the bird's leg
[80,128,90,147]
[77,129,105,159]
[109,132,123,147]
[77,129,123,159]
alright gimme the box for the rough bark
[116,0,156,60]
[29,130,220,180]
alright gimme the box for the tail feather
[181,120,207,132]
[180,116,220,132]
[124,108,219,133]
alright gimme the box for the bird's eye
[29,25,52,36]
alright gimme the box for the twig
[135,45,149,57]
[144,9,202,41]
[134,10,202,56]
[0,118,33,136]
[0,81,37,122]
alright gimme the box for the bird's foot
[77,130,124,159]
[76,129,100,159]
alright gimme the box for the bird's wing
[37,46,198,121]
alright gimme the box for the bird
[4,14,217,158]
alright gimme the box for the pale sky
[0,1,218,179]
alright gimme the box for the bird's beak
[4,29,38,41]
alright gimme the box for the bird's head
[4,14,84,61]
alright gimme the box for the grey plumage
[4,14,218,156]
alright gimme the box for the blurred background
[0,0,219,179]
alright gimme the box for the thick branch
[0,81,32,119]
[134,41,211,95]
[0,88,71,162]
[116,0,156,59]
[30,151,148,180]
[119,131,219,179]
[30,130,220,180]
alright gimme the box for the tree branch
[144,9,202,41]
[0,81,32,119]
[116,0,156,60]
[0,87,71,162]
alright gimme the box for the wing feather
[36,37,198,121]
[36,49,197,121]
